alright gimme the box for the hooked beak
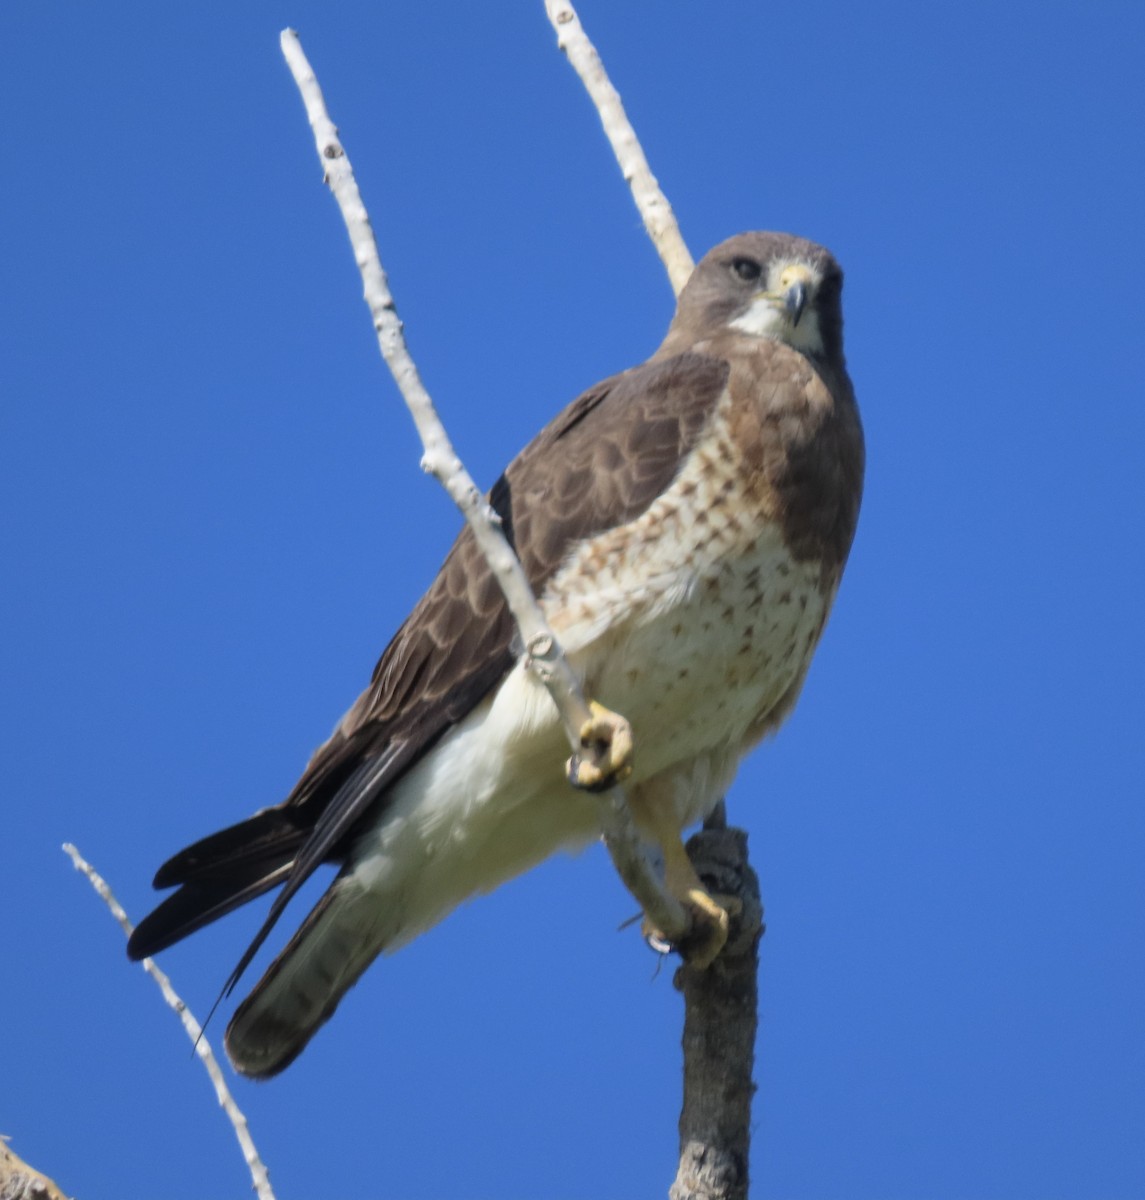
[783,279,807,327]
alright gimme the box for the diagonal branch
[543,0,694,296]
[62,844,275,1200]
[278,28,690,947]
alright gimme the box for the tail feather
[224,875,385,1078]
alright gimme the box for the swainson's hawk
[128,231,864,1077]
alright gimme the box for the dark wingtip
[127,900,195,960]
[151,810,307,890]
[126,917,164,961]
[125,929,147,961]
[152,859,183,890]
[126,861,295,962]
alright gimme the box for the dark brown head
[660,231,846,365]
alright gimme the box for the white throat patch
[729,259,826,356]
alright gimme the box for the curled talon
[565,699,634,792]
[642,888,740,969]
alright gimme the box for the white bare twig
[62,844,275,1200]
[278,29,689,945]
[544,0,694,296]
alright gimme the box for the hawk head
[659,231,845,363]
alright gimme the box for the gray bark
[670,822,764,1200]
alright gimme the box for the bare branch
[544,0,694,296]
[670,829,763,1200]
[62,845,275,1200]
[277,29,690,946]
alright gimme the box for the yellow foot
[645,889,743,969]
[566,699,634,793]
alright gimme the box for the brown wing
[127,350,730,971]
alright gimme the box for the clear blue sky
[3,3,1143,1197]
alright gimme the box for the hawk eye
[730,257,762,283]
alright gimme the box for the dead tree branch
[62,845,275,1200]
[670,827,763,1200]
[543,0,694,295]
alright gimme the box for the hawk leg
[629,791,741,969]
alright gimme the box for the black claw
[566,753,621,793]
